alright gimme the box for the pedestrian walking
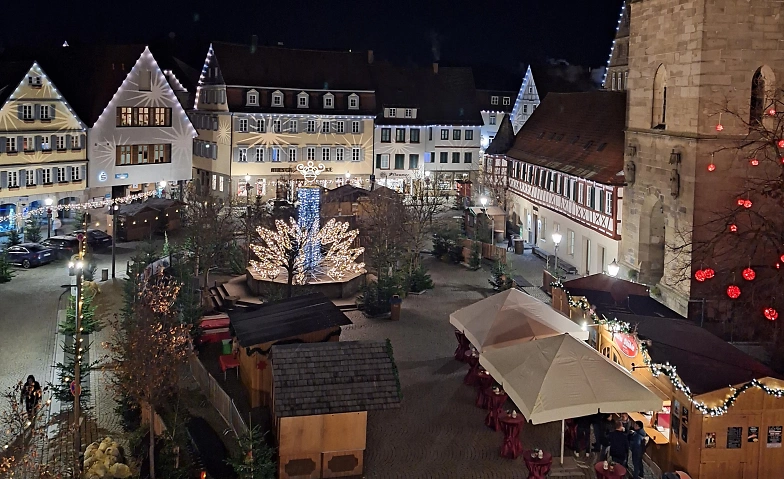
[52,217,62,236]
[507,234,514,252]
[574,415,592,458]
[629,420,649,479]
[20,375,42,419]
[607,420,630,467]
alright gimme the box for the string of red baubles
[695,266,778,321]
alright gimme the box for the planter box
[542,269,557,295]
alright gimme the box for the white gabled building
[509,66,542,134]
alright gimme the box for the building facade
[508,66,542,134]
[192,42,376,200]
[620,0,784,317]
[603,2,630,92]
[491,91,627,276]
[476,88,515,152]
[0,62,88,231]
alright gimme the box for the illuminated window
[23,137,33,151]
[120,107,133,126]
[41,136,51,150]
[136,107,150,126]
[137,145,149,164]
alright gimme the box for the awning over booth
[480,334,662,424]
[449,289,588,352]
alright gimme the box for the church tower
[620,0,784,316]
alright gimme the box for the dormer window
[298,91,309,108]
[271,90,283,107]
[502,97,511,105]
[323,93,334,109]
[348,93,359,109]
[389,108,397,118]
[404,108,413,118]
[490,96,499,105]
[28,76,42,88]
[247,90,258,106]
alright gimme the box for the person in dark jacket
[593,413,613,452]
[629,420,649,479]
[574,415,593,458]
[607,420,630,466]
[20,375,42,418]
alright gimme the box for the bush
[406,264,434,293]
[489,259,514,291]
[360,273,405,316]
[0,253,14,283]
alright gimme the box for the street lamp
[45,198,53,239]
[111,202,119,278]
[244,175,252,264]
[607,259,620,277]
[479,196,496,244]
[551,232,562,275]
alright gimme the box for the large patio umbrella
[479,333,662,463]
[450,288,588,352]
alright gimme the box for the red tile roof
[505,90,627,185]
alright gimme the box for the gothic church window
[652,65,668,129]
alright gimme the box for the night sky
[3,0,624,77]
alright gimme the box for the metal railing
[187,354,248,437]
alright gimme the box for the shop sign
[613,332,638,357]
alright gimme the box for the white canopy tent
[479,333,662,463]
[449,288,588,352]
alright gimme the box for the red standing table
[454,330,470,362]
[484,389,507,431]
[522,450,553,479]
[219,354,240,380]
[594,462,627,479]
[499,412,525,459]
[475,370,494,408]
[463,353,481,386]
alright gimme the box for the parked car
[6,243,55,268]
[70,229,113,251]
[40,236,81,259]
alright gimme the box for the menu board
[767,426,782,448]
[727,427,742,449]
[748,426,760,443]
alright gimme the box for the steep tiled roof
[485,115,515,155]
[228,293,352,347]
[272,340,401,417]
[505,91,626,185]
[371,62,483,126]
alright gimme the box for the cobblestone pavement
[342,255,657,479]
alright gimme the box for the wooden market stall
[116,198,183,241]
[551,275,784,479]
[228,293,352,408]
[465,206,506,243]
[270,340,401,479]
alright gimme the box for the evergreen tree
[468,241,482,270]
[162,231,171,257]
[7,228,22,246]
[23,214,43,243]
[227,426,276,479]
[489,258,514,291]
[0,253,14,283]
[60,292,103,335]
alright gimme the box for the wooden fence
[460,239,507,263]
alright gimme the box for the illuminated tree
[0,382,58,478]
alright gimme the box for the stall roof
[271,340,401,417]
[229,293,352,347]
[118,198,182,217]
[614,314,779,395]
[562,275,683,319]
[467,206,506,217]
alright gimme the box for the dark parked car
[6,243,55,268]
[40,236,81,259]
[70,229,113,251]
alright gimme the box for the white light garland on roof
[601,1,627,87]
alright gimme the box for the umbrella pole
[560,419,565,465]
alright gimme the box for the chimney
[367,50,374,64]
[432,62,439,74]
[251,35,258,54]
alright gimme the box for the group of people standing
[573,412,649,479]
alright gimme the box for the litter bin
[221,339,232,355]
[514,238,525,254]
[389,294,402,321]
[101,268,109,281]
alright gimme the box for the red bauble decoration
[707,163,716,172]
[743,199,753,209]
[695,269,706,282]
[703,268,715,279]
[716,124,724,132]
[737,198,746,206]
[729,224,738,232]
[765,308,779,321]
[750,158,759,166]
[780,254,784,263]
[779,139,784,149]
[768,108,777,116]
[742,267,756,281]
[727,285,741,299]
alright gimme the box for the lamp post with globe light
[44,197,53,239]
[111,201,119,278]
[551,232,562,276]
[480,196,495,243]
[607,259,620,277]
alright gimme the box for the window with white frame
[440,129,449,140]
[335,147,344,161]
[490,114,496,125]
[405,108,412,118]
[219,176,224,192]
[56,135,65,150]
[503,97,511,105]
[247,90,258,106]
[255,147,264,162]
[352,147,361,162]
[379,154,389,169]
[306,120,316,133]
[323,93,334,108]
[322,121,330,133]
[257,118,266,132]
[605,191,613,215]
[6,137,17,152]
[465,129,473,140]
[348,94,359,109]
[389,108,397,117]
[336,121,345,133]
[272,91,283,106]
[22,105,33,120]
[56,167,66,183]
[7,171,19,187]
[119,145,132,165]
[25,169,35,186]
[28,76,42,87]
[238,147,248,162]
[322,147,330,162]
[289,147,297,162]
[23,137,34,151]
[137,145,149,164]
[71,135,80,149]
[211,174,217,190]
[272,147,281,162]
[307,146,316,161]
[298,92,309,108]
[528,86,533,93]
[41,136,51,150]
[42,168,51,184]
[40,105,51,120]
[568,230,575,255]
[351,121,360,134]
[238,119,248,132]
[288,120,298,133]
[578,183,584,204]
[273,119,281,133]
[72,165,81,181]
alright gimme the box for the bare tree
[106,272,190,479]
[357,189,408,276]
[400,177,449,271]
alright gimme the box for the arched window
[750,66,775,126]
[652,65,668,128]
